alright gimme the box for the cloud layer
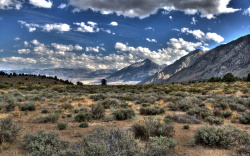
[68,0,239,19]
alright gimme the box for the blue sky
[0,0,249,70]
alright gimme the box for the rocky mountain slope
[139,49,206,84]
[163,34,250,83]
[106,59,165,84]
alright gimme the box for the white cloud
[146,38,157,43]
[18,20,71,32]
[243,7,250,16]
[29,0,52,9]
[0,0,22,10]
[86,46,106,53]
[42,23,71,32]
[58,3,67,9]
[87,21,97,27]
[6,38,202,70]
[169,16,173,20]
[18,49,31,54]
[0,49,3,52]
[167,38,202,51]
[145,27,154,31]
[74,22,99,33]
[179,27,224,43]
[14,37,20,41]
[1,57,36,64]
[110,21,118,26]
[24,41,29,47]
[191,17,197,25]
[68,0,239,19]
[51,43,83,51]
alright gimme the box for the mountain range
[162,34,250,83]
[138,49,207,84]
[2,34,250,85]
[106,59,166,84]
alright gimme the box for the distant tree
[77,81,83,85]
[247,73,250,82]
[101,79,107,85]
[222,73,235,82]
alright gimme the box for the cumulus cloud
[243,7,250,16]
[14,37,20,41]
[0,0,22,10]
[18,21,71,32]
[5,38,203,70]
[18,49,31,54]
[145,27,154,31]
[110,21,118,26]
[42,23,71,32]
[191,17,197,25]
[74,22,99,33]
[178,27,224,43]
[51,43,83,51]
[0,49,3,52]
[58,3,67,9]
[68,0,239,19]
[167,38,202,51]
[86,46,106,52]
[1,57,36,64]
[146,38,157,43]
[169,16,173,20]
[29,0,52,9]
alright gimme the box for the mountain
[139,49,206,84]
[3,68,117,84]
[106,59,165,84]
[163,34,250,83]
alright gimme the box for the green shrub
[55,110,62,114]
[187,107,212,119]
[83,128,141,156]
[41,109,49,114]
[112,109,135,120]
[89,94,106,101]
[194,125,250,149]
[205,116,224,125]
[61,104,73,110]
[163,115,172,124]
[74,109,79,113]
[22,130,71,156]
[58,122,67,130]
[167,103,178,111]
[74,112,92,122]
[20,102,35,111]
[144,136,178,156]
[141,103,151,107]
[3,94,17,111]
[101,99,119,109]
[239,112,250,124]
[139,106,165,115]
[0,118,21,144]
[223,111,233,118]
[120,101,132,108]
[183,124,190,129]
[132,117,174,140]
[67,114,72,118]
[36,114,59,123]
[91,103,105,119]
[79,122,88,128]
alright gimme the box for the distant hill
[139,49,206,84]
[3,68,117,84]
[163,34,250,83]
[0,72,73,85]
[106,59,165,84]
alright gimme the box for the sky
[0,0,250,70]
